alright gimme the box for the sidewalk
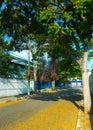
[0,95,25,104]
[76,110,92,130]
[75,100,93,130]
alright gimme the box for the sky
[88,59,93,71]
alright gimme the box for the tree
[0,51,12,77]
[58,58,81,82]
[48,59,59,89]
[0,0,42,50]
[1,0,93,113]
[0,47,24,78]
[36,0,93,113]
[0,1,48,92]
[27,40,47,92]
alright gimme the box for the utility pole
[28,49,30,96]
[27,40,32,96]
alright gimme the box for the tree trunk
[81,51,92,113]
[52,80,56,89]
[33,60,38,93]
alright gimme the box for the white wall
[0,78,34,97]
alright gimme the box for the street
[0,87,83,130]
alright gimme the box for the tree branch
[49,0,64,10]
[64,42,76,62]
[71,35,81,58]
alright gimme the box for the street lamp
[27,40,32,96]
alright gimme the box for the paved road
[0,87,83,130]
[0,99,55,130]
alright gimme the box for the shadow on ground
[29,88,84,111]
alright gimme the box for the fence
[0,77,83,97]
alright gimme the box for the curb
[75,100,84,130]
[0,97,24,104]
[75,110,92,130]
[75,100,92,130]
[75,110,82,130]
